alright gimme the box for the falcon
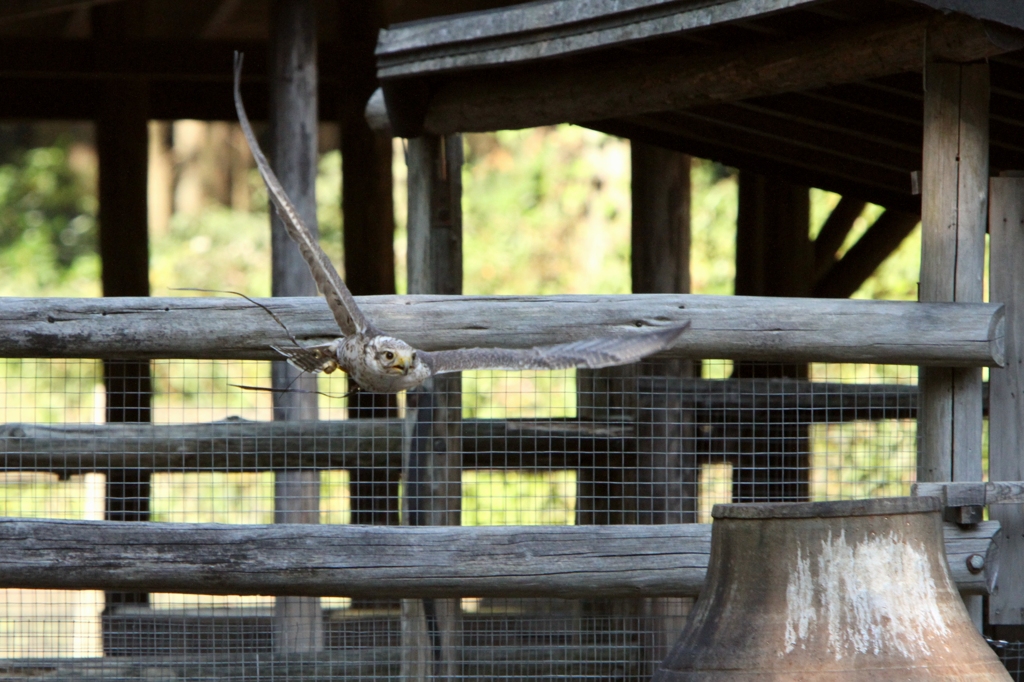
[233,53,690,394]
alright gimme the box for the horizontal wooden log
[0,418,629,475]
[915,481,1024,506]
[0,380,930,474]
[399,15,1021,135]
[97,608,584,655]
[0,295,1004,366]
[0,516,996,597]
[0,518,709,598]
[0,647,626,680]
[637,378,923,423]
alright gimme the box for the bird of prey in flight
[233,53,690,394]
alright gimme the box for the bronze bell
[654,497,1010,682]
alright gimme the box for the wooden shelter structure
[368,0,1024,645]
[0,0,1023,679]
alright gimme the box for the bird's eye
[384,351,395,360]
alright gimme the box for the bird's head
[369,336,420,376]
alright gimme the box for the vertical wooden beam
[340,0,398,423]
[407,135,463,295]
[918,61,989,630]
[631,143,695,673]
[918,62,989,486]
[734,172,767,298]
[636,385,696,673]
[92,1,152,623]
[576,142,693,679]
[632,142,690,296]
[732,172,811,504]
[987,173,1024,627]
[403,134,463,681]
[268,0,322,654]
[338,2,400,606]
[578,142,692,423]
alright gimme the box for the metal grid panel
[0,356,925,679]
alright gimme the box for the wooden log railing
[0,295,1004,367]
[0,516,998,597]
[0,379,926,475]
[914,481,1024,507]
[0,647,631,680]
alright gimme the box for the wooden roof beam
[592,113,921,212]
[381,14,1023,136]
[812,197,868,282]
[813,209,921,298]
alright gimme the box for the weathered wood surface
[405,132,465,680]
[989,174,1024,625]
[0,418,627,474]
[629,140,695,674]
[918,60,990,627]
[0,517,995,596]
[915,481,1024,506]
[732,173,813,502]
[812,209,920,299]
[377,0,820,79]
[0,294,1004,366]
[812,197,866,282]
[918,62,990,486]
[376,0,1024,81]
[631,140,690,297]
[638,378,922,423]
[93,0,154,620]
[0,380,925,474]
[383,14,1018,136]
[267,0,325,653]
[0,646,630,681]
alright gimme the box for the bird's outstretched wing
[271,343,340,375]
[233,52,378,338]
[420,322,690,375]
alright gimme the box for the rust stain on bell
[654,497,1011,681]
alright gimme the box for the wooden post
[338,2,400,615]
[636,381,696,673]
[987,172,1024,628]
[631,143,695,672]
[578,142,692,422]
[403,134,463,681]
[340,0,397,424]
[732,172,811,503]
[918,61,989,628]
[92,1,153,627]
[918,62,989,483]
[575,141,693,679]
[269,0,323,654]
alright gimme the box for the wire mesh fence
[0,355,942,679]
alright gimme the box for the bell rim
[711,496,940,520]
